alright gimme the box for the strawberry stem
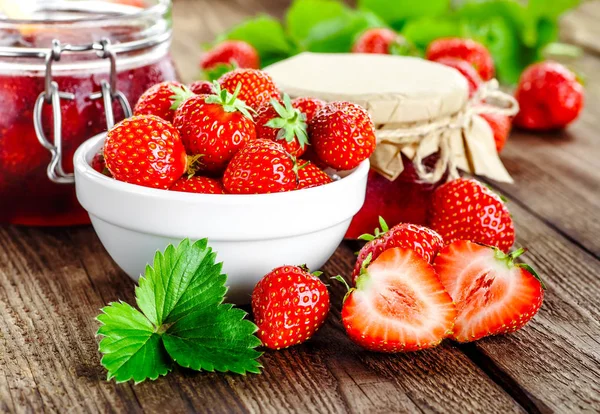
[205,81,255,121]
[358,216,389,241]
[264,94,309,149]
[169,85,195,111]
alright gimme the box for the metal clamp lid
[31,38,134,184]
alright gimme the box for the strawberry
[223,139,298,194]
[297,161,333,189]
[104,115,187,189]
[255,94,309,157]
[309,101,376,171]
[200,40,260,76]
[353,217,444,283]
[252,265,330,350]
[432,56,482,97]
[291,97,326,123]
[339,247,456,353]
[170,176,225,194]
[188,80,214,95]
[133,81,194,123]
[480,113,511,153]
[434,241,545,342]
[352,28,398,54]
[219,68,280,110]
[426,38,495,81]
[91,151,111,177]
[173,82,256,174]
[513,61,584,131]
[429,178,515,252]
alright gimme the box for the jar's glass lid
[265,52,470,125]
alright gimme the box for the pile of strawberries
[95,69,376,194]
[251,178,545,352]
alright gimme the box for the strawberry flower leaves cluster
[96,239,262,383]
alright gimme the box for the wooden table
[2,1,600,412]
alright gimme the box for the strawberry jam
[345,154,446,239]
[0,2,177,225]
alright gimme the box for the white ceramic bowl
[74,133,369,303]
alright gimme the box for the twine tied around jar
[371,80,519,184]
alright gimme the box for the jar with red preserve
[265,53,518,238]
[0,0,177,226]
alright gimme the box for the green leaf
[220,15,295,67]
[163,305,262,375]
[302,9,386,53]
[461,16,523,84]
[402,16,462,50]
[97,239,262,383]
[286,0,350,46]
[527,0,580,19]
[359,0,449,29]
[97,301,172,384]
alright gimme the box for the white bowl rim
[74,132,370,204]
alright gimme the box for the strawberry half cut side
[434,240,545,343]
[339,247,456,353]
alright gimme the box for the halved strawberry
[339,247,456,353]
[434,240,545,343]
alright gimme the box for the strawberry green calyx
[358,216,390,241]
[185,154,204,178]
[331,275,354,302]
[494,247,546,290]
[169,85,195,111]
[265,94,309,149]
[206,81,255,121]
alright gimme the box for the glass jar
[0,0,178,225]
[345,153,445,239]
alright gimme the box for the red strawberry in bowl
[309,101,376,171]
[353,217,444,283]
[91,151,111,177]
[255,94,309,157]
[170,176,225,194]
[223,139,298,194]
[434,241,545,342]
[173,82,256,174]
[291,97,326,123]
[219,68,280,111]
[133,81,193,123]
[514,61,584,131]
[339,247,456,353]
[426,38,495,81]
[188,80,214,95]
[252,265,330,350]
[104,115,187,189]
[297,161,332,189]
[429,178,515,252]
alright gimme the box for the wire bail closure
[33,38,133,184]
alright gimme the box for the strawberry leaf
[96,239,262,383]
[163,305,262,374]
[97,301,172,384]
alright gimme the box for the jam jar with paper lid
[265,52,518,238]
[0,0,177,226]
